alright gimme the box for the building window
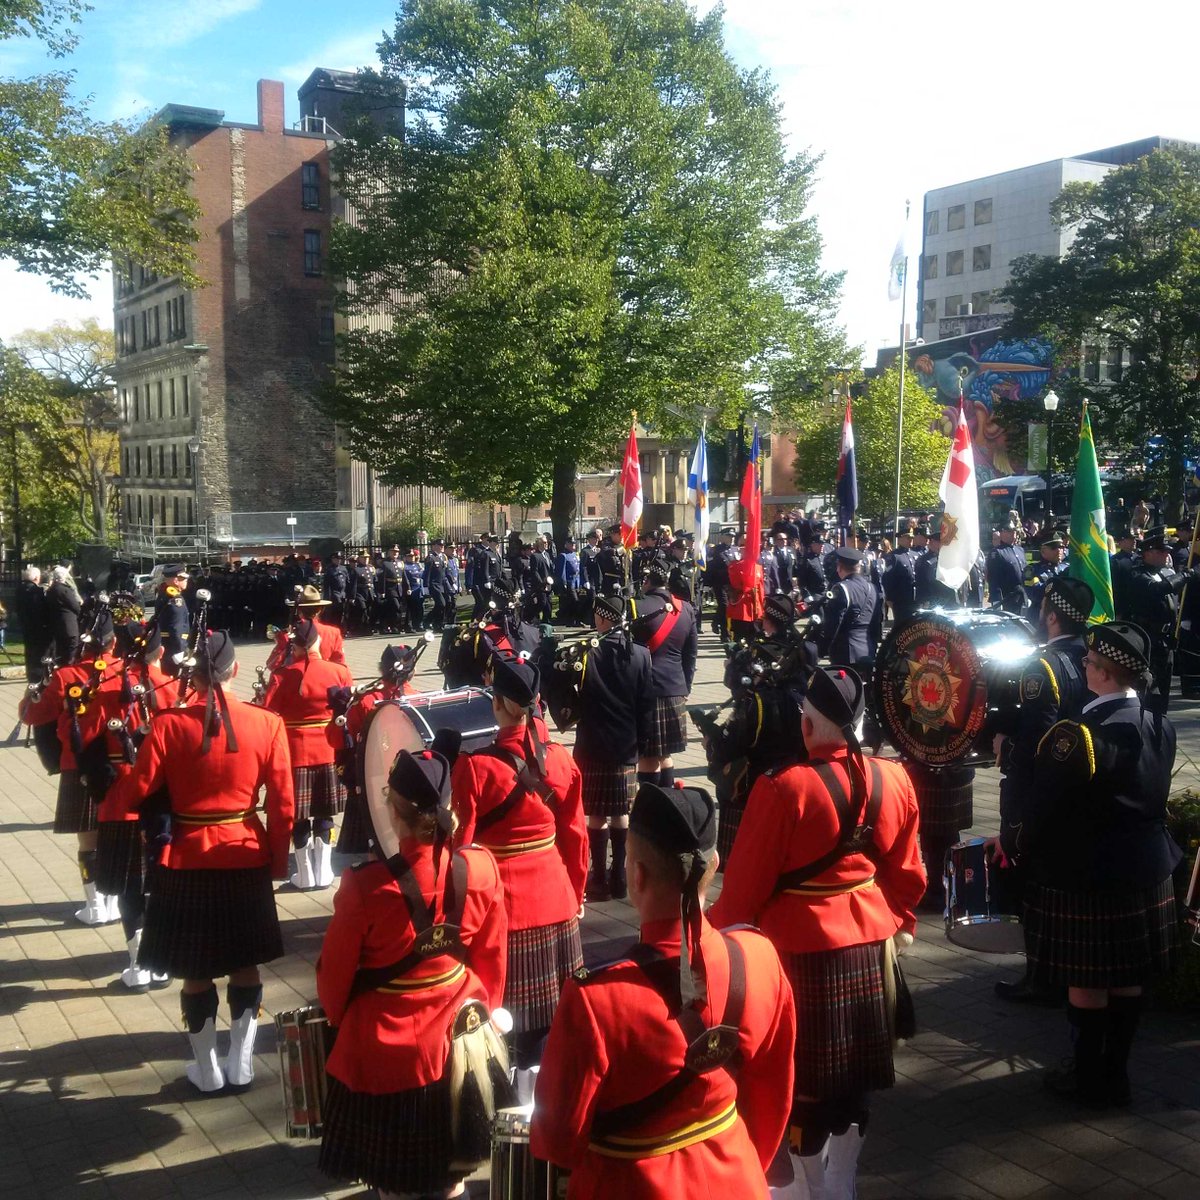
[187,497,194,525]
[120,388,128,423]
[318,305,335,344]
[173,497,180,526]
[1107,343,1124,382]
[181,375,190,416]
[945,294,963,317]
[922,254,938,280]
[974,198,993,225]
[924,210,939,237]
[947,204,965,231]
[166,296,186,341]
[973,244,991,271]
[922,298,937,326]
[970,290,991,314]
[169,378,177,417]
[171,444,178,477]
[302,162,321,210]
[158,445,166,476]
[304,229,322,276]
[136,494,143,522]
[1084,344,1101,382]
[587,505,596,516]
[185,446,193,478]
[157,381,164,419]
[135,446,142,475]
[946,250,964,276]
[160,496,167,524]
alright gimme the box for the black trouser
[406,594,425,631]
[1146,644,1173,714]
[428,588,450,628]
[714,597,728,639]
[471,586,487,619]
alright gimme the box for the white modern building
[917,137,1195,343]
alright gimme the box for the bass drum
[359,688,498,858]
[873,608,1037,768]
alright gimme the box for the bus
[978,471,1142,535]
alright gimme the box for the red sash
[646,596,683,653]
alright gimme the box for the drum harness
[470,742,559,859]
[585,932,749,1159]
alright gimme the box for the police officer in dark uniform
[883,528,920,623]
[597,524,630,598]
[987,520,1028,612]
[991,576,1094,1005]
[325,553,350,627]
[379,547,407,634]
[796,526,830,598]
[348,553,375,634]
[403,548,426,631]
[1023,535,1068,613]
[772,531,796,596]
[1126,528,1200,713]
[815,546,877,664]
[155,564,192,677]
[578,528,602,624]
[1109,529,1140,620]
[631,530,659,596]
[706,529,736,640]
[423,538,453,628]
[667,537,695,605]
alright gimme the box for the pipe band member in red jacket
[264,617,353,890]
[711,666,926,1200]
[108,631,295,1094]
[317,750,509,1200]
[451,653,587,1100]
[532,782,796,1200]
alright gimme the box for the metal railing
[123,523,210,560]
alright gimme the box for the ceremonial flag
[687,428,710,569]
[740,423,762,561]
[887,227,908,301]
[836,396,858,535]
[935,400,980,590]
[1068,403,1115,621]
[619,417,642,550]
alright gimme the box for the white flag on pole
[887,228,908,301]
[935,403,980,590]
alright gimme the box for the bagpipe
[538,629,600,732]
[174,587,213,703]
[15,653,62,772]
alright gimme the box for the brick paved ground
[1,623,1198,1199]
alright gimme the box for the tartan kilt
[505,918,584,1063]
[319,1074,470,1195]
[1025,876,1177,989]
[909,765,973,840]
[337,783,374,855]
[93,820,143,897]
[641,694,688,758]
[576,757,636,819]
[53,769,98,834]
[138,864,283,979]
[782,943,895,1102]
[293,763,345,822]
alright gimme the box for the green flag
[1068,404,1114,621]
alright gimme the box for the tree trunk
[550,460,578,552]
[93,469,108,544]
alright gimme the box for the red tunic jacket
[264,652,353,767]
[450,721,588,929]
[531,916,795,1200]
[709,751,926,951]
[108,695,295,877]
[314,615,346,665]
[317,840,507,1093]
[21,656,99,772]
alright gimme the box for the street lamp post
[187,438,200,550]
[1042,390,1059,527]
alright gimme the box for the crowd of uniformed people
[6,492,1197,1200]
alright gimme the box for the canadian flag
[619,419,642,549]
[935,401,980,591]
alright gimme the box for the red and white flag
[936,400,980,590]
[619,418,642,549]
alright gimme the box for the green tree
[1000,147,1200,512]
[11,320,120,542]
[1,0,199,293]
[791,366,946,521]
[325,0,847,550]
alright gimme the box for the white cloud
[0,264,113,343]
[125,0,262,50]
[277,27,385,86]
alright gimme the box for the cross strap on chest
[772,759,884,895]
[589,932,747,1139]
[349,850,470,998]
[471,745,557,832]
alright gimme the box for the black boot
[994,964,1064,1007]
[1104,994,1142,1106]
[1045,1003,1108,1107]
[609,828,628,900]
[587,828,610,902]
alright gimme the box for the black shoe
[587,876,611,903]
[609,873,627,901]
[994,978,1064,1008]
[1043,1065,1111,1109]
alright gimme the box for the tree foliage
[325,0,847,547]
[1000,147,1200,508]
[791,366,946,520]
[1,0,199,293]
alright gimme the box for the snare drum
[491,1106,569,1199]
[943,838,1024,954]
[275,1006,334,1138]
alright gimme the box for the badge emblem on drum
[902,641,962,732]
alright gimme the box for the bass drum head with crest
[360,688,500,857]
[873,608,1037,768]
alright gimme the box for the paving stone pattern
[1,626,1198,1198]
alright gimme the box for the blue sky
[1,0,1197,358]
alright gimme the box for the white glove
[893,930,915,955]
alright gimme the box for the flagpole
[893,198,911,536]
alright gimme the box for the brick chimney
[257,80,285,132]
